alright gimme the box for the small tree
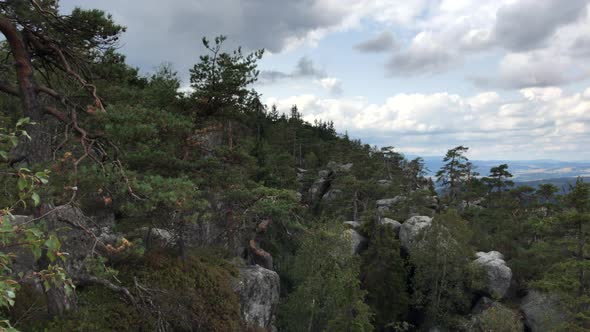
[436,146,470,204]
[190,35,264,116]
[280,224,373,331]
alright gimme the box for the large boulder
[399,216,433,252]
[520,290,565,332]
[473,251,512,299]
[232,265,280,330]
[344,229,368,255]
[379,217,401,234]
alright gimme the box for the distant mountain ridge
[411,155,590,182]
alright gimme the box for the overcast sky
[60,0,590,160]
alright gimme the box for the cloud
[570,36,590,57]
[492,0,589,52]
[260,56,326,83]
[472,50,590,89]
[317,78,343,95]
[59,0,364,82]
[265,86,590,159]
[353,31,397,53]
[385,31,454,76]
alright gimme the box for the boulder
[376,196,406,208]
[233,265,280,330]
[473,251,512,299]
[399,216,433,252]
[145,227,174,249]
[322,189,342,202]
[520,290,565,332]
[327,161,353,173]
[344,229,368,255]
[377,179,392,187]
[379,218,401,234]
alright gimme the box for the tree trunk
[0,16,51,164]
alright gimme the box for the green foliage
[190,35,264,115]
[468,305,523,332]
[410,211,474,328]
[361,225,409,329]
[279,223,372,332]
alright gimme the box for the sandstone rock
[379,218,401,234]
[233,265,280,330]
[521,290,565,332]
[327,161,353,172]
[377,179,392,187]
[473,251,512,299]
[322,189,342,202]
[376,196,406,207]
[399,216,433,252]
[344,229,368,255]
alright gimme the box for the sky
[59,0,590,161]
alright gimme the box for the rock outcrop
[399,216,433,252]
[344,229,368,255]
[379,217,401,234]
[473,251,512,299]
[233,265,280,330]
[520,290,565,332]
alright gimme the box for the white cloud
[317,78,343,95]
[266,86,590,159]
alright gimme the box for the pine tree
[436,146,470,204]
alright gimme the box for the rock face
[344,229,368,255]
[233,265,280,330]
[379,218,401,234]
[309,169,334,204]
[520,290,565,332]
[399,216,433,252]
[473,251,512,299]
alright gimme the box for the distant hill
[414,155,590,182]
[514,177,590,192]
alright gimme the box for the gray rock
[399,216,432,252]
[377,179,392,187]
[343,221,361,229]
[322,189,342,202]
[146,227,174,248]
[521,290,565,332]
[376,196,406,207]
[473,251,512,299]
[327,161,353,172]
[379,218,401,234]
[233,265,280,330]
[344,229,368,255]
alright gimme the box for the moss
[11,249,240,331]
[124,249,240,331]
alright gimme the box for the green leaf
[0,151,7,160]
[31,192,40,207]
[17,178,27,191]
[16,117,30,128]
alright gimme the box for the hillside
[0,3,589,332]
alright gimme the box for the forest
[0,1,589,331]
